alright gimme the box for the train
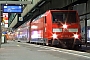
[17,10,82,48]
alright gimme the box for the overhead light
[6,4,8,5]
[6,1,8,5]
[76,4,79,5]
[38,1,45,7]
[18,28,20,31]
[31,9,36,12]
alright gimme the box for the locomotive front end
[50,10,82,48]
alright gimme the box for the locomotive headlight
[74,34,78,39]
[63,24,67,29]
[53,34,57,39]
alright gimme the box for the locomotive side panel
[45,11,53,40]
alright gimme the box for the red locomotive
[30,10,82,48]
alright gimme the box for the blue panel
[2,32,7,34]
[3,5,23,13]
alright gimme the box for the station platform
[0,40,90,60]
[0,41,35,60]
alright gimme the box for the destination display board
[3,5,23,13]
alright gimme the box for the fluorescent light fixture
[38,1,45,7]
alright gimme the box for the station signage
[3,13,8,28]
[3,5,23,13]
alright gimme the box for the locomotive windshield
[52,11,77,23]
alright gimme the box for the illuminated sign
[3,5,23,13]
[3,13,8,28]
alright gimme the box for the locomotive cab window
[52,11,77,23]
